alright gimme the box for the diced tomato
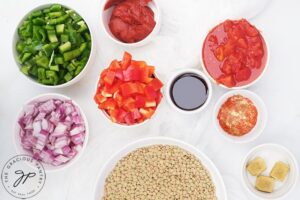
[214,46,225,61]
[217,75,236,88]
[121,52,132,69]
[237,38,248,49]
[148,78,163,91]
[235,67,251,82]
[208,35,218,44]
[223,20,233,32]
[203,19,266,87]
[223,42,234,57]
[104,70,116,85]
[120,82,144,97]
[245,25,259,37]
[231,26,244,40]
[220,60,232,75]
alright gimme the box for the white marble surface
[0,0,300,199]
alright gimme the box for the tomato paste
[217,95,258,136]
[106,0,156,43]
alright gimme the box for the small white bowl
[200,19,270,90]
[165,68,212,114]
[242,143,299,199]
[213,89,267,143]
[100,0,161,48]
[12,3,95,88]
[14,93,89,172]
[93,137,228,200]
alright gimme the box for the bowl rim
[13,93,89,172]
[213,89,267,143]
[100,0,161,48]
[12,3,95,89]
[241,143,299,200]
[93,136,228,200]
[94,65,164,128]
[200,18,270,90]
[165,68,213,114]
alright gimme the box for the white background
[1,0,300,199]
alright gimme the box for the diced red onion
[69,125,85,136]
[71,133,84,145]
[51,122,68,137]
[54,136,70,149]
[18,98,86,166]
[54,155,70,163]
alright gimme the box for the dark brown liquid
[170,73,209,111]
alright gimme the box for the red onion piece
[18,98,86,166]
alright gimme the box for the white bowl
[14,93,89,172]
[165,68,212,114]
[242,143,299,199]
[12,3,95,88]
[213,89,267,143]
[93,137,227,200]
[200,19,270,90]
[100,0,161,48]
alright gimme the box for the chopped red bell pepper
[94,52,163,125]
[121,51,132,69]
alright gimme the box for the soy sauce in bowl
[170,73,209,111]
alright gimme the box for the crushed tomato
[94,52,163,125]
[202,19,267,88]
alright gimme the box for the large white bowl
[93,137,227,200]
[12,3,95,88]
[213,89,267,143]
[100,0,161,48]
[14,93,89,172]
[242,143,299,199]
[200,19,270,90]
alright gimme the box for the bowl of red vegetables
[201,19,269,89]
[13,4,94,88]
[101,0,161,47]
[94,52,164,127]
[15,93,89,171]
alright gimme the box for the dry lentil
[102,145,217,200]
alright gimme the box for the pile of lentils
[102,145,217,200]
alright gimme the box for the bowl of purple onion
[15,93,89,171]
